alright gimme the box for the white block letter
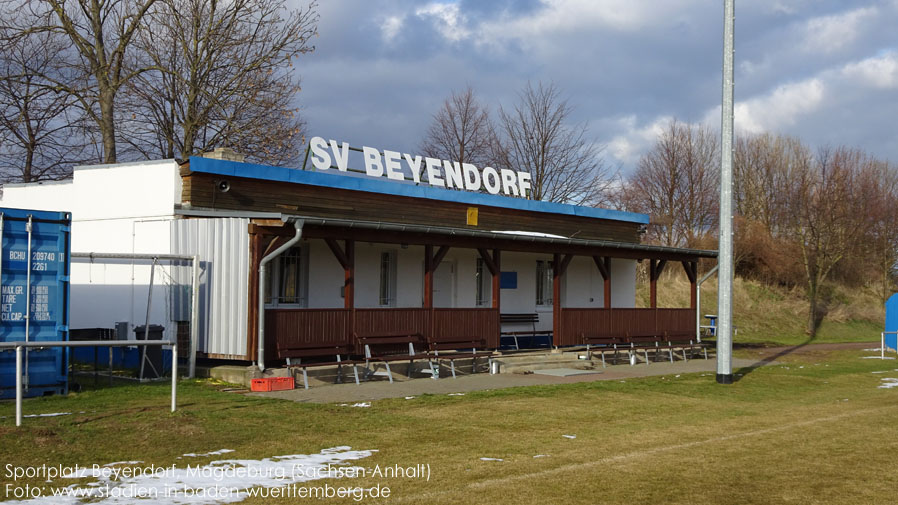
[425,157,445,187]
[482,167,501,194]
[363,146,384,177]
[404,154,423,183]
[310,137,331,170]
[443,161,464,189]
[329,140,350,172]
[463,163,481,191]
[383,150,404,181]
[517,171,532,198]
[500,168,520,196]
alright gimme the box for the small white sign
[309,137,532,198]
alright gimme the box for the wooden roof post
[649,259,667,309]
[682,261,697,309]
[552,254,573,348]
[594,256,612,309]
[424,244,434,309]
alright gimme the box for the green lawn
[2,348,897,504]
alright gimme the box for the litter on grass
[879,378,898,389]
[15,447,377,505]
[480,457,504,462]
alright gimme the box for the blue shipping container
[0,208,71,399]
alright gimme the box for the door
[433,260,456,307]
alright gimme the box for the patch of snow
[533,455,549,458]
[103,461,143,467]
[448,393,465,396]
[863,348,882,351]
[23,446,377,505]
[404,396,415,400]
[878,378,898,389]
[22,412,71,418]
[862,356,895,359]
[181,449,234,458]
[479,457,504,462]
[872,371,888,374]
[490,230,568,239]
[562,435,576,439]
[675,375,680,378]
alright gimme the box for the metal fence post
[15,346,22,427]
[171,342,177,413]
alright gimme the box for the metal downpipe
[257,218,304,372]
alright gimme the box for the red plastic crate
[251,377,295,392]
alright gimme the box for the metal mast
[717,0,735,384]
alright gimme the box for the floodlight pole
[717,0,736,384]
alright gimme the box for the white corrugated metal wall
[171,218,250,358]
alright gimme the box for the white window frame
[475,257,492,307]
[264,244,309,308]
[379,250,398,307]
[535,259,554,307]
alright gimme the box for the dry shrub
[734,218,803,286]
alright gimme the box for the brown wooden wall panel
[557,308,612,346]
[656,308,695,333]
[558,307,696,346]
[354,308,430,338]
[432,308,500,348]
[182,172,641,243]
[267,309,352,352]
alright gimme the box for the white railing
[881,332,898,359]
[1,340,177,427]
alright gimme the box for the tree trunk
[99,86,117,164]
[806,281,818,338]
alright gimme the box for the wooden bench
[623,332,665,365]
[277,343,363,389]
[426,337,494,378]
[355,332,432,383]
[582,334,628,367]
[500,313,551,350]
[662,331,710,362]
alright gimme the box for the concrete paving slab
[531,368,603,377]
[248,357,762,404]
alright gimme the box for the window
[535,260,553,306]
[264,246,308,307]
[475,258,491,307]
[379,251,397,307]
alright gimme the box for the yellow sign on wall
[467,207,478,226]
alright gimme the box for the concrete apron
[238,354,764,405]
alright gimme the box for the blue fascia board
[188,156,650,225]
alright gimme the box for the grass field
[2,346,897,504]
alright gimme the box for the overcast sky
[294,0,898,174]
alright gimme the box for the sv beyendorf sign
[309,137,532,198]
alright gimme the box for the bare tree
[782,144,867,337]
[0,29,87,182]
[496,81,610,204]
[1,0,161,164]
[122,0,316,165]
[420,86,498,168]
[620,119,718,247]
